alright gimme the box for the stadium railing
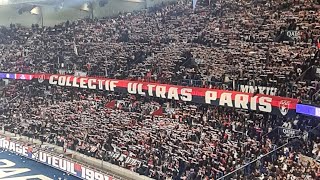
[0,130,153,180]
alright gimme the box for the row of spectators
[0,0,319,104]
[1,80,319,179]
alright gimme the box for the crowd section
[0,0,320,179]
[0,80,319,179]
[0,0,319,104]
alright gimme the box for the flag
[105,100,116,109]
[15,74,33,80]
[192,0,198,10]
[152,107,163,116]
[73,41,78,56]
[5,73,15,79]
[80,2,91,12]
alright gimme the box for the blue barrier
[296,104,320,117]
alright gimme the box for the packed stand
[0,0,320,179]
[0,80,319,180]
[0,0,319,104]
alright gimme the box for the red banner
[15,73,299,117]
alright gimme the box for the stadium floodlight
[30,6,43,28]
[0,0,9,6]
[79,0,110,19]
[80,1,94,19]
[30,6,41,15]
[80,2,91,12]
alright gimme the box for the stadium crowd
[0,0,319,179]
[0,0,319,104]
[1,80,320,180]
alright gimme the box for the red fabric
[86,63,91,70]
[146,71,152,78]
[105,100,116,109]
[74,163,82,171]
[152,107,163,116]
[317,42,320,49]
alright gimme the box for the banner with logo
[107,151,141,167]
[278,127,301,138]
[286,30,301,40]
[0,137,116,180]
[238,84,278,96]
[276,30,301,42]
[0,72,299,117]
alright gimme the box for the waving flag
[152,107,163,116]
[105,100,116,109]
[73,41,78,56]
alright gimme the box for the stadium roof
[0,0,169,27]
